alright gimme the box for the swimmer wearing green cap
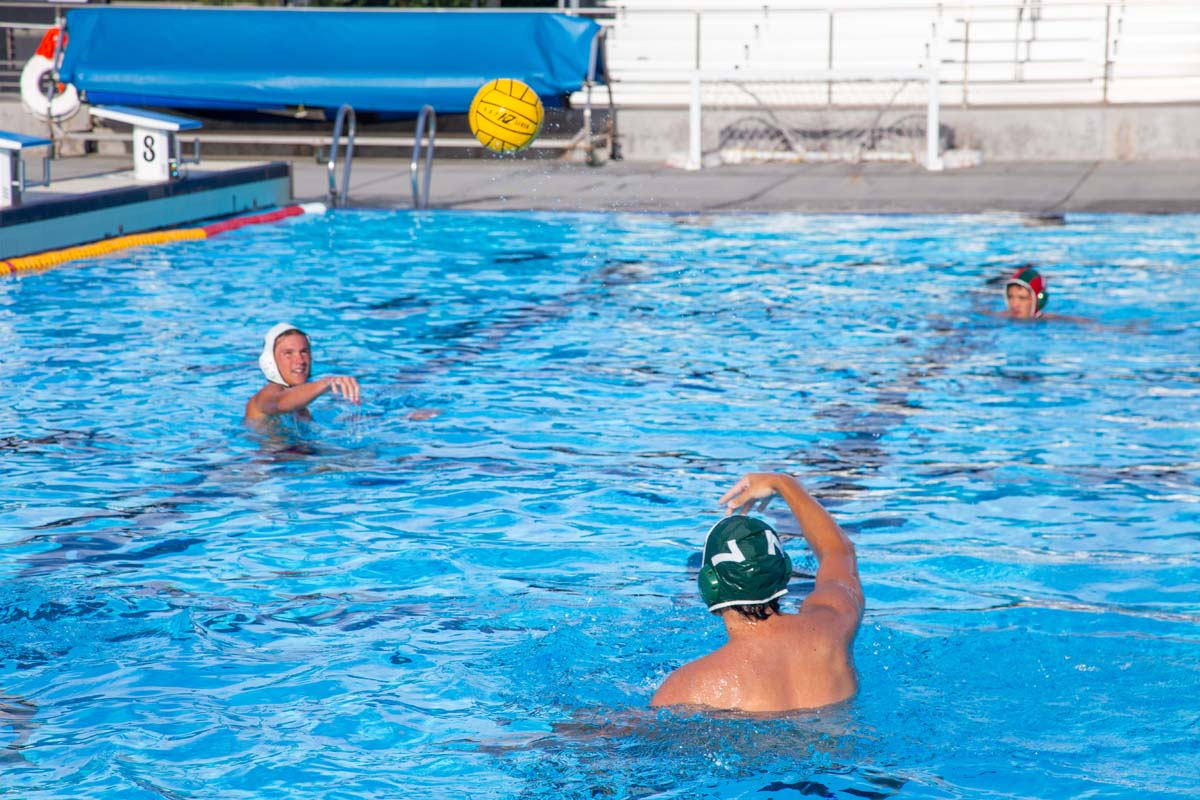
[652,473,863,713]
[244,323,361,424]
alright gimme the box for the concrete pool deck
[290,158,1200,215]
[35,154,1200,215]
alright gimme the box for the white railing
[585,0,1200,107]
[564,0,1200,169]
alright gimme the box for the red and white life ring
[20,27,81,121]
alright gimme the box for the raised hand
[325,375,361,405]
[719,473,779,516]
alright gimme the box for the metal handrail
[18,153,51,192]
[172,136,201,171]
[326,103,356,208]
[582,27,621,163]
[410,104,435,210]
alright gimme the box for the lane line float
[1,202,327,277]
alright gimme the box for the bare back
[652,607,858,712]
[651,473,864,713]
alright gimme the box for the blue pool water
[2,211,1198,799]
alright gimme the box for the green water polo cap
[698,515,793,612]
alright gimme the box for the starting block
[0,131,52,209]
[89,105,202,182]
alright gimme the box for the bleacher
[581,0,1200,108]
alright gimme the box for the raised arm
[721,473,863,628]
[252,375,360,418]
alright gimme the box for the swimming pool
[2,211,1198,798]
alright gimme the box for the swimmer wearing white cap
[244,322,361,423]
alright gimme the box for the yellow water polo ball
[468,78,544,154]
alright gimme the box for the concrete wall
[616,103,1200,163]
[2,100,55,137]
[943,105,1200,162]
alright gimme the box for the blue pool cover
[59,8,602,114]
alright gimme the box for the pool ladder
[326,103,437,210]
[327,104,356,208]
[411,105,436,210]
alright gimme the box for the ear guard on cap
[698,563,723,609]
[1006,266,1048,313]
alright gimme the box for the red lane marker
[202,205,306,238]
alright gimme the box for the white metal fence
[588,0,1200,107]
[574,1,1200,170]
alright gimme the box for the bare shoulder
[781,611,851,654]
[650,653,729,709]
[244,384,283,422]
[797,586,863,649]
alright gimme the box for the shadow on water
[478,704,915,800]
[6,417,380,582]
[0,429,119,456]
[17,534,206,576]
[492,249,554,265]
[374,256,656,389]
[786,279,1137,509]
[0,693,37,765]
[774,308,994,513]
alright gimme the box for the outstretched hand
[719,473,779,516]
[325,375,361,405]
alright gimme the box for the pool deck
[38,155,1200,215]
[293,157,1200,214]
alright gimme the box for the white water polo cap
[259,322,306,386]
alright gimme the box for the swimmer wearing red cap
[1004,266,1049,320]
[244,322,361,424]
[651,473,863,712]
[999,265,1092,323]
